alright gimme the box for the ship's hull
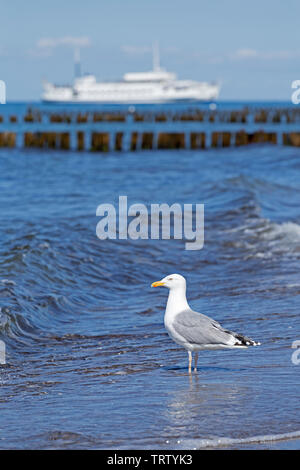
[42,98,218,104]
[42,80,220,104]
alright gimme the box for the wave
[261,221,300,242]
[178,429,300,449]
[225,218,300,259]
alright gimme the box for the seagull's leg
[188,351,192,374]
[194,352,198,372]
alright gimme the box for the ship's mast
[74,47,81,79]
[152,41,160,72]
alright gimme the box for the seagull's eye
[168,277,173,281]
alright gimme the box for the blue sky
[1,0,300,100]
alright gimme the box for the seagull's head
[151,273,186,290]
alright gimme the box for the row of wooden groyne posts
[0,107,300,151]
[2,107,300,123]
[3,130,300,151]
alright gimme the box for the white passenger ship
[42,47,220,103]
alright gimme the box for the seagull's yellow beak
[151,281,165,288]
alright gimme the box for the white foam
[177,430,300,449]
[263,221,300,242]
[1,279,16,286]
[236,219,300,259]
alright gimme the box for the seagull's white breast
[163,286,191,349]
[164,314,190,349]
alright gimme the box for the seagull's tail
[227,330,261,347]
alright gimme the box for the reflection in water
[163,373,248,440]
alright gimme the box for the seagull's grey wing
[173,309,255,347]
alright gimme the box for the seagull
[151,274,260,373]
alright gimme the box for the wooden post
[157,133,185,149]
[24,132,34,147]
[155,113,167,122]
[6,133,16,147]
[115,132,123,151]
[235,131,248,146]
[59,133,70,150]
[141,133,153,150]
[221,132,231,147]
[77,131,85,151]
[48,133,57,149]
[91,132,109,152]
[130,132,138,151]
[211,132,219,147]
[290,133,300,146]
